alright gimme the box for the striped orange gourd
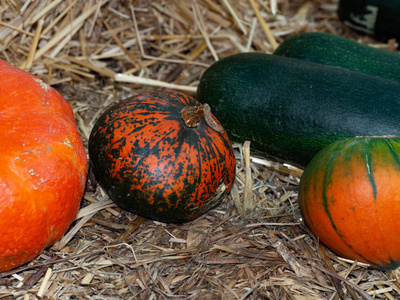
[300,136,400,271]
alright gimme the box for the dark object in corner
[338,0,400,44]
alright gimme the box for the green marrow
[273,32,400,82]
[196,53,400,168]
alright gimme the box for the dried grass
[0,0,399,299]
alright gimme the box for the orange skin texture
[300,136,400,270]
[89,90,236,223]
[0,59,88,272]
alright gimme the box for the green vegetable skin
[195,53,400,168]
[273,32,400,82]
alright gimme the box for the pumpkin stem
[181,104,225,134]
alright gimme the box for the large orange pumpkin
[0,59,87,272]
[299,136,400,271]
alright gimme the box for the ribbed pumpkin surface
[299,136,400,270]
[0,59,88,272]
[89,90,236,223]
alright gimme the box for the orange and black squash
[299,136,400,271]
[89,90,236,223]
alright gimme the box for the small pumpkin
[299,136,400,271]
[0,59,88,272]
[89,90,236,223]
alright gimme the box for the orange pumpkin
[299,136,400,271]
[0,59,87,272]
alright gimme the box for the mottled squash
[89,90,236,223]
[299,136,400,271]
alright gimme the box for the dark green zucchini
[196,53,400,168]
[273,32,400,82]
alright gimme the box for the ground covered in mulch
[1,0,399,299]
